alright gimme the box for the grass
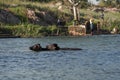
[1,24,58,37]
[0,0,120,37]
[80,9,120,32]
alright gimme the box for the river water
[0,35,120,80]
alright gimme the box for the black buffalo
[29,43,82,51]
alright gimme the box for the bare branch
[74,0,81,6]
[68,0,81,6]
[68,0,74,4]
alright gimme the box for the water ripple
[0,35,120,80]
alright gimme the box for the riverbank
[0,0,120,37]
[0,25,119,38]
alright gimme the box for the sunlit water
[0,35,120,80]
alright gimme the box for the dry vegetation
[0,0,120,37]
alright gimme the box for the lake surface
[0,35,120,80]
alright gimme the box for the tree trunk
[68,0,80,25]
[73,6,77,21]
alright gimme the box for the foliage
[8,6,28,23]
[0,0,120,37]
[80,9,120,33]
[1,24,59,37]
[27,0,56,2]
[98,0,120,8]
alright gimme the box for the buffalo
[29,43,82,51]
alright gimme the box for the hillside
[0,0,72,26]
[0,0,120,37]
[0,0,73,37]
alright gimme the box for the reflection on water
[0,35,120,80]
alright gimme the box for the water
[0,35,120,80]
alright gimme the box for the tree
[68,0,81,25]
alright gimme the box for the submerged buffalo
[29,43,82,51]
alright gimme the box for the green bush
[1,24,60,37]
